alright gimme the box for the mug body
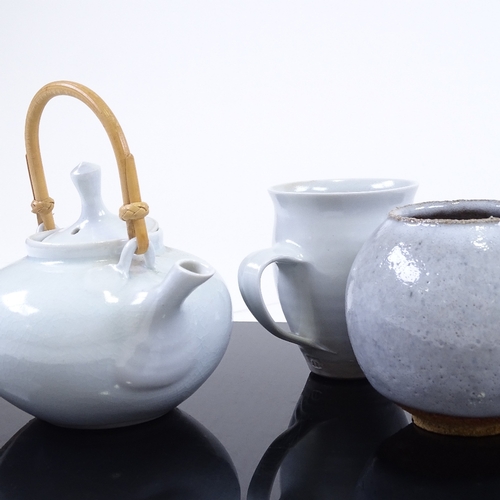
[346,200,500,434]
[269,178,418,377]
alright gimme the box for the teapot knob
[42,162,128,244]
[71,162,109,225]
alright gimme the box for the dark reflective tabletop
[1,322,500,499]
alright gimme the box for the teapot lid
[41,162,153,245]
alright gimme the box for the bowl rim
[390,199,500,224]
[269,178,419,196]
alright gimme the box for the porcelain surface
[239,178,417,378]
[346,199,500,417]
[0,163,232,428]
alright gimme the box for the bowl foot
[401,406,500,437]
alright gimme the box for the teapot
[0,81,232,429]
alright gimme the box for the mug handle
[247,419,315,500]
[238,246,329,352]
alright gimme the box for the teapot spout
[115,258,217,391]
[158,259,215,309]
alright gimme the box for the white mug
[238,178,418,378]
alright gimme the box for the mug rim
[269,178,418,195]
[390,199,500,224]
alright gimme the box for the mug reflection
[248,374,408,499]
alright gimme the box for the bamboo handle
[25,80,149,254]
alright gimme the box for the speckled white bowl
[346,200,500,435]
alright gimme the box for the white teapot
[0,81,232,428]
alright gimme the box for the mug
[238,178,418,378]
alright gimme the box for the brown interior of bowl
[394,200,500,222]
[412,209,498,220]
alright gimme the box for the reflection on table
[356,422,500,499]
[0,408,240,499]
[248,374,408,499]
[249,369,500,499]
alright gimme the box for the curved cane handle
[238,246,328,351]
[25,80,149,254]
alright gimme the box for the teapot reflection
[248,374,408,499]
[356,423,500,499]
[0,409,240,499]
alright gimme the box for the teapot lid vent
[42,162,129,244]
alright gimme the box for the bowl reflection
[356,423,500,499]
[0,409,240,499]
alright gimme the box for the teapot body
[7,82,233,429]
[346,200,500,425]
[0,228,232,428]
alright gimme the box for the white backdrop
[1,1,499,320]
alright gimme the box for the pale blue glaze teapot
[0,81,232,428]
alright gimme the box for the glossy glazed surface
[0,232,232,428]
[0,162,232,428]
[347,199,500,417]
[239,178,418,378]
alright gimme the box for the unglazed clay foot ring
[401,406,500,437]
